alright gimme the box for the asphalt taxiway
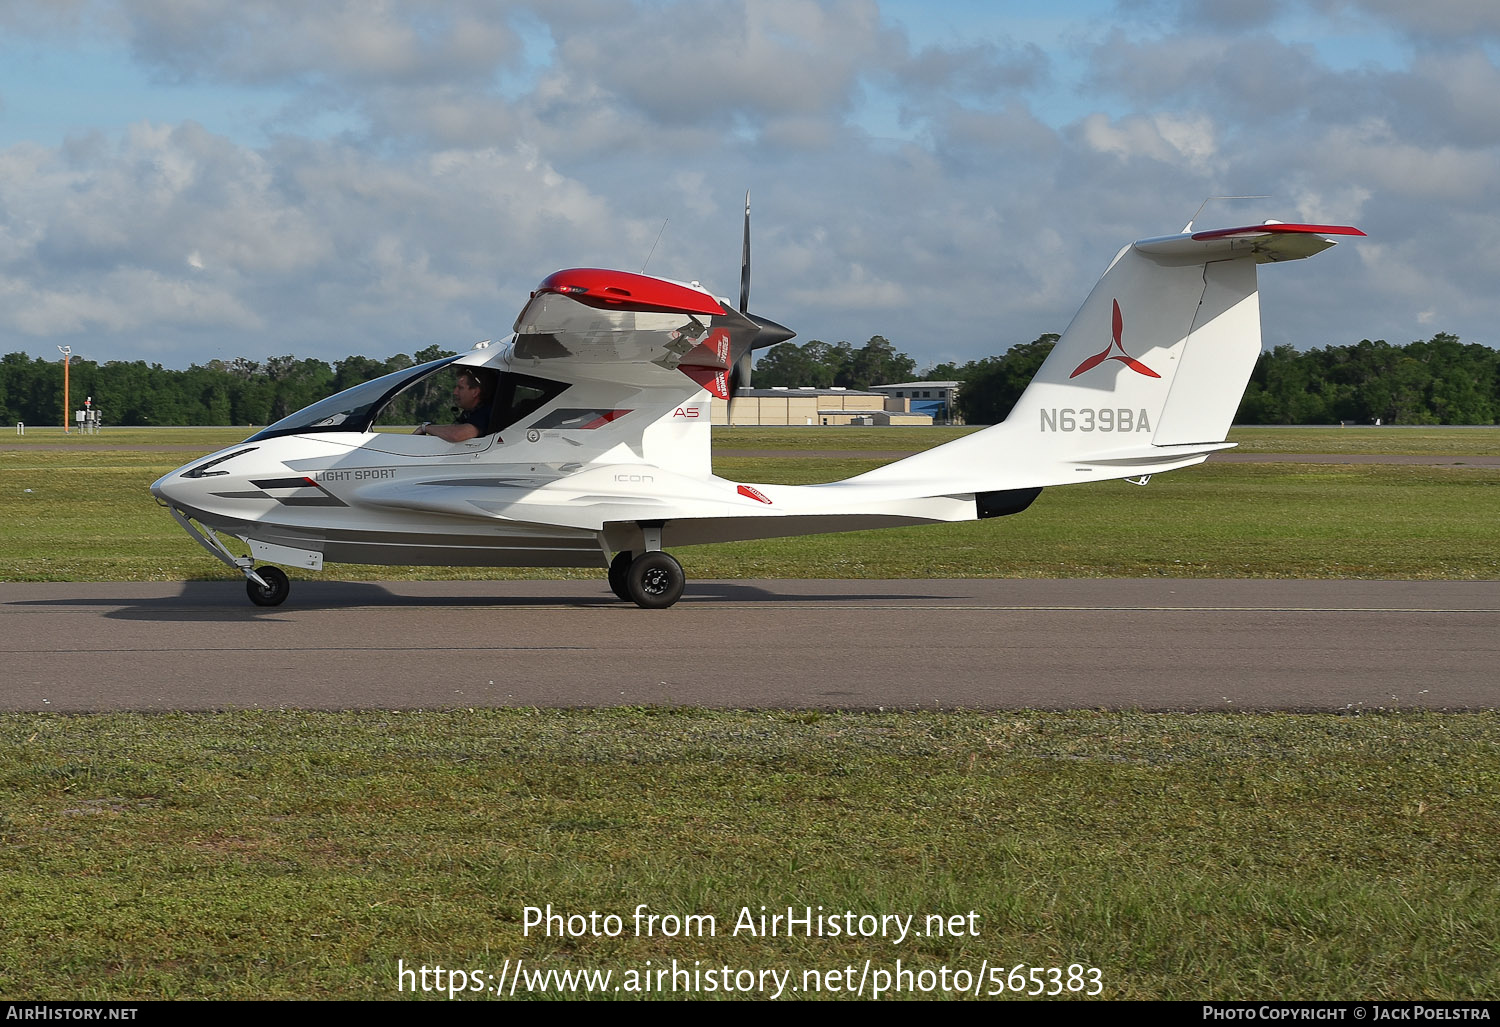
[3,579,1495,713]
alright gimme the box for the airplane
[151,202,1362,608]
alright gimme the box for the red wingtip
[534,269,725,316]
[1191,223,1366,241]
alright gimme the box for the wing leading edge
[512,269,792,398]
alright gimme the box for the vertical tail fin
[848,222,1362,493]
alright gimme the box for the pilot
[415,368,495,442]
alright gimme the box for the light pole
[58,346,71,433]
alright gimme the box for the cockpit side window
[490,373,570,433]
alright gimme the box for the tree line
[0,347,458,428]
[752,335,916,391]
[758,331,1500,426]
[1,332,1496,427]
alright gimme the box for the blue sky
[1,1,1497,370]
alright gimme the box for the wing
[511,268,793,398]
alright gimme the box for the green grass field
[3,425,1497,582]
[2,425,1497,1000]
[3,709,1497,1000]
[11,421,1498,454]
[715,422,1500,456]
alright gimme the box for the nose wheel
[246,566,291,607]
[610,550,685,609]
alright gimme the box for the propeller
[727,191,794,401]
[740,191,751,316]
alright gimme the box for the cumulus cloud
[0,0,1495,367]
[117,0,526,86]
[1085,28,1350,127]
[1392,49,1500,147]
[0,120,659,358]
[1310,0,1500,41]
[789,262,908,310]
[1077,111,1217,170]
[544,0,894,125]
[1118,0,1288,32]
[1313,118,1499,201]
[894,37,1051,97]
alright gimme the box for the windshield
[246,355,463,442]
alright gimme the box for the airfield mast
[57,346,71,434]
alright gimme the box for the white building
[709,387,934,426]
[865,382,962,424]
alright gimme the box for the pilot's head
[453,368,494,411]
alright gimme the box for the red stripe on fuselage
[580,410,631,430]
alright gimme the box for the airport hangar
[710,384,962,426]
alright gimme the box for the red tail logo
[1069,300,1160,379]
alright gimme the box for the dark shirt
[458,402,493,437]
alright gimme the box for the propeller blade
[729,351,752,400]
[726,192,794,402]
[739,190,751,314]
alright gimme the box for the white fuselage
[152,222,1357,599]
[150,341,984,572]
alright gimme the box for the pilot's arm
[415,422,480,443]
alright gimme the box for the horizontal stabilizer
[1076,441,1236,467]
[1136,222,1365,265]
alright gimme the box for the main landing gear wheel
[626,551,685,609]
[246,566,290,607]
[607,550,634,602]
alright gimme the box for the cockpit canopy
[245,357,568,443]
[246,355,462,442]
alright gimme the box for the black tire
[607,550,634,602]
[626,551,685,609]
[246,566,290,607]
